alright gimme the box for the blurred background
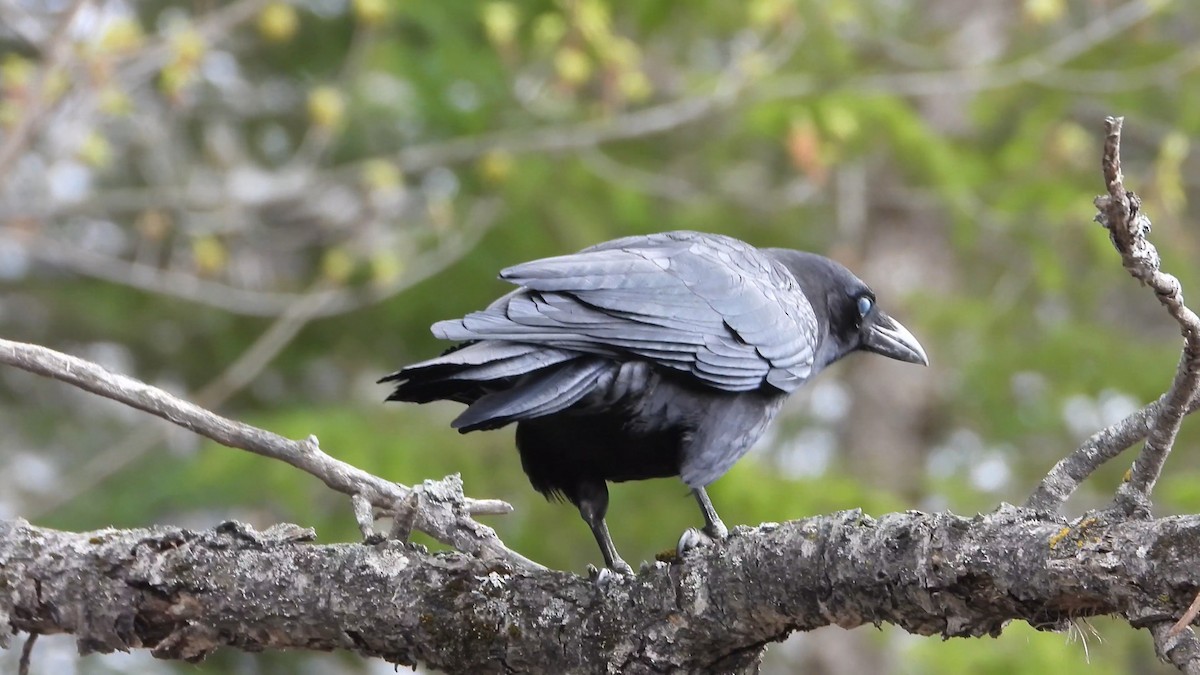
[1,0,1198,672]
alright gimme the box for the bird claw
[677,517,730,559]
[587,564,614,586]
[676,527,714,558]
[587,561,633,586]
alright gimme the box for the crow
[380,231,927,574]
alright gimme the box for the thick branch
[0,338,538,570]
[4,507,1200,672]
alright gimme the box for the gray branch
[8,203,495,318]
[1027,117,1200,515]
[1026,393,1200,511]
[0,337,539,570]
[4,507,1200,673]
[1091,117,1200,513]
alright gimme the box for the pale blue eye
[857,296,873,316]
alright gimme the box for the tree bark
[4,506,1199,674]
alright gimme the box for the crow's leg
[677,487,729,558]
[576,481,634,576]
[692,487,728,539]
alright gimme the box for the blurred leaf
[77,131,112,168]
[1023,0,1067,25]
[1,53,34,91]
[97,16,145,53]
[482,2,520,48]
[361,158,404,191]
[352,0,391,27]
[258,2,300,44]
[1155,131,1189,216]
[554,46,593,86]
[321,247,357,283]
[307,85,346,130]
[532,12,567,51]
[191,236,227,276]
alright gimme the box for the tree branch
[4,507,1200,672]
[1027,117,1200,517]
[24,281,339,518]
[8,202,495,318]
[1090,117,1200,513]
[1152,621,1200,674]
[0,0,88,186]
[0,338,539,570]
[1025,394,1200,511]
[761,0,1166,100]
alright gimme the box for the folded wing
[434,231,818,393]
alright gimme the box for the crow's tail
[379,342,611,432]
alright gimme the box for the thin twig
[24,282,338,519]
[1169,590,1200,638]
[1025,394,1200,511]
[285,19,375,171]
[9,200,498,318]
[1151,621,1200,675]
[763,0,1166,100]
[113,0,272,86]
[0,338,537,569]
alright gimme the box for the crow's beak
[863,311,928,366]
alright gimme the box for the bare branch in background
[112,0,272,85]
[763,0,1173,100]
[7,201,498,317]
[0,0,88,185]
[0,338,537,569]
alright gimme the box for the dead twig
[1026,117,1200,515]
[1091,117,1200,515]
[0,337,537,569]
[1168,590,1200,638]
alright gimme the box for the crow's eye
[856,296,873,317]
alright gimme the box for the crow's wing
[433,231,818,392]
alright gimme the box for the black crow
[380,231,927,574]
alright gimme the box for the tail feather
[451,357,611,432]
[381,341,608,430]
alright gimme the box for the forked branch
[1027,117,1200,515]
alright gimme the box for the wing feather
[441,231,817,392]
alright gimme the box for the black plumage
[380,231,927,573]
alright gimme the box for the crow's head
[766,249,928,370]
